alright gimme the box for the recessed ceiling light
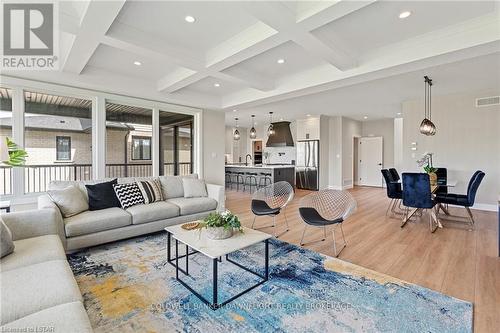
[397,112,402,115]
[185,15,195,23]
[363,116,368,119]
[399,11,411,19]
[232,109,237,112]
[306,114,311,117]
[133,61,142,66]
[280,118,283,121]
[214,83,220,87]
[277,58,285,64]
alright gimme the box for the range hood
[266,121,294,147]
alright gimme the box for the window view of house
[159,111,193,176]
[22,91,93,193]
[0,87,13,195]
[105,102,153,178]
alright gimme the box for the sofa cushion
[113,182,145,209]
[0,219,14,259]
[137,179,164,204]
[0,301,93,333]
[85,179,121,211]
[183,178,208,198]
[126,201,180,225]
[48,185,89,218]
[167,197,217,216]
[159,174,198,199]
[64,208,132,237]
[0,235,65,272]
[0,260,83,324]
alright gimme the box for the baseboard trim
[470,203,497,212]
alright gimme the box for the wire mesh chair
[299,189,357,257]
[251,181,294,237]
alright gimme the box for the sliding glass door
[159,111,193,176]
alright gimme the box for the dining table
[400,180,458,229]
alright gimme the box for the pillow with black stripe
[113,183,145,209]
[137,179,163,204]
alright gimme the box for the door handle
[378,163,382,166]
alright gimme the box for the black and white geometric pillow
[137,179,164,204]
[113,183,145,209]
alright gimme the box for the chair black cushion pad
[85,179,121,211]
[251,199,280,216]
[299,207,343,226]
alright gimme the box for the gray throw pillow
[1,218,15,258]
[47,185,89,218]
[183,178,208,198]
[160,174,198,199]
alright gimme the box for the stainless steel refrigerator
[296,140,319,190]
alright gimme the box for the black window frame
[56,136,71,161]
[131,135,152,161]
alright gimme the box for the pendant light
[419,76,436,136]
[267,112,275,136]
[233,117,240,141]
[249,115,257,139]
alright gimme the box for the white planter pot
[205,227,233,240]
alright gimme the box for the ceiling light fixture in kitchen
[249,115,257,139]
[233,117,240,141]
[267,112,275,136]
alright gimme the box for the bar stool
[258,172,272,189]
[225,170,232,188]
[231,172,245,191]
[244,172,258,193]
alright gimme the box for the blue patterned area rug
[68,233,472,332]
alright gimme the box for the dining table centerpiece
[199,210,243,240]
[417,153,437,186]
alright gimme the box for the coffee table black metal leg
[175,239,179,280]
[265,238,269,280]
[213,258,218,309]
[185,245,189,275]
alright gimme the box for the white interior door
[358,136,383,187]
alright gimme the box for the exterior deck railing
[0,162,192,195]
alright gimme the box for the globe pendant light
[233,117,240,141]
[249,115,257,139]
[267,112,275,136]
[420,76,436,136]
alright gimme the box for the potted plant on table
[417,153,437,186]
[199,210,243,240]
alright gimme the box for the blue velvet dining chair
[402,173,440,232]
[381,169,403,216]
[434,168,448,194]
[434,170,485,229]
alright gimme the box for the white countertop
[225,164,295,169]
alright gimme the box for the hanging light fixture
[249,115,257,139]
[233,117,240,141]
[267,112,275,136]
[419,76,436,136]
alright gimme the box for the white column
[152,107,160,176]
[11,87,24,196]
[92,95,106,179]
[195,111,203,179]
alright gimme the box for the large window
[159,111,193,176]
[0,87,13,195]
[56,136,71,161]
[23,91,92,193]
[106,102,152,178]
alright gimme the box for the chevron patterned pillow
[113,183,145,209]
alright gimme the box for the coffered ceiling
[2,0,499,125]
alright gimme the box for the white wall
[402,90,499,207]
[361,119,394,169]
[203,110,225,186]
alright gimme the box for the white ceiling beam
[245,2,357,70]
[62,0,126,74]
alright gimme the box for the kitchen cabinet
[296,117,320,141]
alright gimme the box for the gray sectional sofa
[39,174,224,251]
[0,210,93,332]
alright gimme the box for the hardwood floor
[225,186,499,332]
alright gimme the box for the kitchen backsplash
[263,146,296,164]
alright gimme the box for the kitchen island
[225,165,295,187]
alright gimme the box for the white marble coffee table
[165,224,271,310]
